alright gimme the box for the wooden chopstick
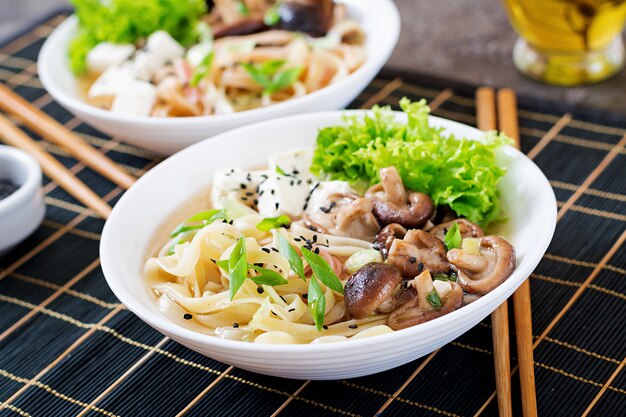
[0,83,135,190]
[0,114,112,219]
[476,86,512,417]
[497,88,538,417]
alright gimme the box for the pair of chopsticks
[0,83,136,219]
[476,87,537,417]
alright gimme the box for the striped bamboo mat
[0,12,624,417]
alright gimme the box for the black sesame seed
[271,189,275,195]
[275,202,279,209]
[254,262,264,267]
[262,248,271,253]
[348,324,358,329]
[303,204,308,211]
[314,247,320,254]
[183,313,192,320]
[312,235,317,242]
[273,265,278,268]
[293,169,300,175]
[229,220,234,225]
[257,287,264,294]
[322,325,328,330]
[289,308,296,312]
[233,322,239,328]
[302,293,308,299]
[417,262,424,272]
[241,197,248,201]
[261,174,268,179]
[280,296,287,303]
[272,311,278,316]
[259,190,264,196]
[271,247,279,252]
[246,191,254,196]
[320,206,331,213]
[290,180,294,186]
[240,183,246,189]
[307,179,312,184]
[443,228,448,235]
[294,238,302,242]
[253,199,259,205]
[409,257,417,264]
[246,173,252,181]
[210,258,216,263]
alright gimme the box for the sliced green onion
[301,247,344,294]
[256,215,291,231]
[344,249,383,274]
[235,0,250,16]
[426,289,443,308]
[263,4,281,26]
[277,233,305,280]
[308,274,326,331]
[443,222,462,250]
[462,237,481,255]
[248,264,288,286]
[189,50,214,87]
[228,238,247,300]
[170,208,227,238]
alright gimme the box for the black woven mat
[0,12,625,417]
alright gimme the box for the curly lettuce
[69,0,207,74]
[310,98,512,226]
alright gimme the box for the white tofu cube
[257,174,312,217]
[268,148,314,178]
[87,66,134,99]
[110,79,157,117]
[305,180,354,214]
[210,168,269,206]
[130,31,184,80]
[86,42,135,73]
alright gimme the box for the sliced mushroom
[376,285,416,314]
[374,223,407,259]
[429,218,485,241]
[387,270,463,330]
[447,235,516,295]
[344,263,403,319]
[366,167,434,229]
[387,230,450,277]
[304,193,380,241]
[277,0,334,37]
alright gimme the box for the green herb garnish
[170,209,227,238]
[276,233,305,281]
[248,264,288,286]
[235,0,250,16]
[443,222,462,250]
[275,165,287,175]
[263,3,281,26]
[189,50,214,87]
[228,238,247,300]
[426,289,443,308]
[307,275,326,331]
[433,273,457,282]
[69,0,206,74]
[242,59,303,95]
[301,247,344,294]
[310,98,512,226]
[256,215,291,231]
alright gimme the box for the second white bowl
[38,0,400,155]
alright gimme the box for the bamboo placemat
[0,12,624,417]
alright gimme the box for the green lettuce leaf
[310,98,512,226]
[69,0,206,74]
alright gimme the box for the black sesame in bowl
[0,179,19,201]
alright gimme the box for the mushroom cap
[277,0,334,37]
[447,235,516,295]
[387,230,450,277]
[344,263,403,319]
[429,218,484,241]
[372,191,434,229]
[387,271,463,330]
[375,223,407,259]
[213,18,267,39]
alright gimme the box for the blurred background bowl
[38,0,400,155]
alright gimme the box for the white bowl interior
[101,112,556,379]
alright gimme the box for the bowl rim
[100,110,557,353]
[38,0,401,126]
[0,145,42,217]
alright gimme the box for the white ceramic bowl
[100,112,557,380]
[38,0,400,155]
[0,146,45,256]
